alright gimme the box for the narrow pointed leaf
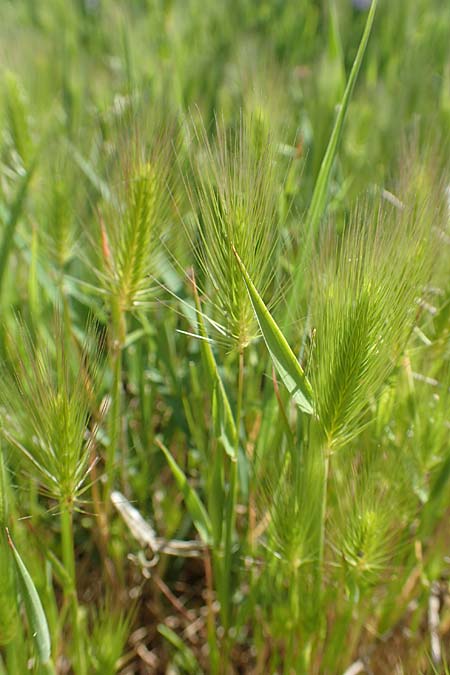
[7,529,52,665]
[234,249,314,415]
[157,441,212,544]
[0,451,8,526]
[306,0,377,239]
[0,161,37,300]
[288,0,378,317]
[158,624,201,674]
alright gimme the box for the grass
[0,0,449,673]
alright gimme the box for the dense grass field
[1,0,450,673]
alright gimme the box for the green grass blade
[0,451,8,526]
[327,0,346,97]
[290,0,378,310]
[0,162,37,301]
[233,248,314,415]
[419,453,450,536]
[158,624,201,674]
[157,440,212,544]
[6,529,53,668]
[307,0,377,235]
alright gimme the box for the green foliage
[158,623,202,674]
[0,318,100,504]
[88,601,133,675]
[234,248,314,414]
[0,0,449,673]
[7,530,54,671]
[3,72,34,168]
[0,454,19,648]
[158,439,212,544]
[296,0,378,281]
[311,185,440,447]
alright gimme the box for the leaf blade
[287,0,378,320]
[306,0,378,240]
[234,249,314,415]
[6,529,52,666]
[157,440,212,544]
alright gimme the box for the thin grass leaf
[234,248,313,415]
[289,0,378,311]
[6,529,53,667]
[0,161,37,301]
[0,456,18,647]
[44,549,72,590]
[0,450,8,526]
[306,0,377,236]
[0,533,18,645]
[157,440,212,544]
[158,624,201,675]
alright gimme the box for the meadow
[0,0,450,673]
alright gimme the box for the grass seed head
[97,124,176,314]
[330,451,408,594]
[3,71,33,169]
[310,174,441,447]
[187,115,283,351]
[0,316,101,506]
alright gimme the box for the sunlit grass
[0,1,449,673]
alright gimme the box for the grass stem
[106,300,126,491]
[222,348,244,652]
[60,502,86,675]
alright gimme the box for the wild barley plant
[43,159,78,275]
[96,132,173,486]
[182,117,285,657]
[249,166,444,672]
[311,199,437,449]
[3,72,34,171]
[88,600,134,675]
[0,319,101,675]
[188,117,282,353]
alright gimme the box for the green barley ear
[42,160,78,273]
[187,115,283,351]
[0,451,19,646]
[88,600,134,675]
[310,181,440,448]
[331,455,405,595]
[116,161,159,309]
[0,315,101,505]
[261,440,324,568]
[98,131,174,313]
[237,49,290,154]
[3,72,33,169]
